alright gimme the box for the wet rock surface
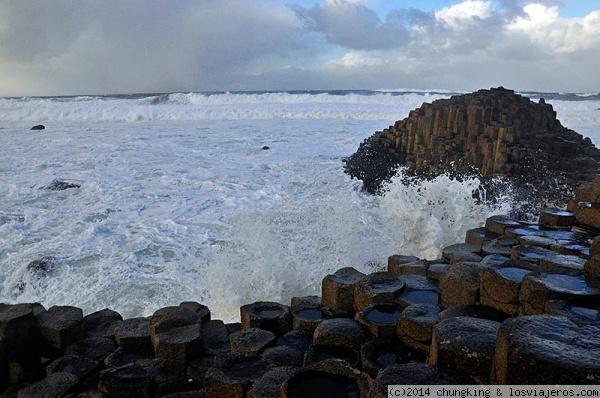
[344,88,600,216]
[4,205,600,394]
[493,315,600,384]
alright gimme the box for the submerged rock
[41,179,81,191]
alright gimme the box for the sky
[0,0,599,96]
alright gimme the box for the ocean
[1,89,599,322]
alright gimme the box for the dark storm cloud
[0,0,303,94]
[0,0,598,95]
[291,0,410,50]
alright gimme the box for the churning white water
[0,90,598,321]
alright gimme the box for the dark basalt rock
[103,347,154,369]
[344,88,600,216]
[353,271,405,311]
[17,371,80,398]
[65,337,117,361]
[149,306,200,342]
[201,319,231,355]
[203,352,271,398]
[261,345,304,368]
[83,308,123,340]
[492,315,600,384]
[430,316,501,384]
[313,318,367,350]
[355,303,403,337]
[229,327,276,354]
[545,300,600,326]
[276,330,313,353]
[30,124,45,130]
[519,271,600,315]
[153,324,203,368]
[291,307,324,333]
[397,303,442,353]
[371,363,474,397]
[442,243,483,264]
[359,338,400,377]
[34,306,85,355]
[249,366,294,398]
[436,305,510,323]
[98,364,154,398]
[321,267,366,317]
[304,344,360,368]
[465,227,501,245]
[179,301,211,324]
[281,359,370,398]
[439,263,482,308]
[42,179,81,191]
[240,302,292,337]
[480,262,536,316]
[114,317,152,353]
[45,355,100,380]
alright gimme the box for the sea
[1,89,599,322]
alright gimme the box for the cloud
[0,0,303,95]
[291,0,410,50]
[0,0,598,95]
[313,1,600,92]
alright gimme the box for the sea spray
[201,170,511,322]
[0,90,598,322]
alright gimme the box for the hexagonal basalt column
[465,227,501,246]
[204,352,271,398]
[229,328,276,354]
[321,267,366,317]
[480,263,535,316]
[430,317,501,384]
[485,215,522,234]
[353,272,405,312]
[511,245,553,264]
[355,303,403,338]
[395,275,440,307]
[149,306,200,343]
[34,306,85,355]
[442,243,482,264]
[240,302,292,336]
[388,255,423,276]
[371,363,474,397]
[281,359,370,398]
[439,263,481,308]
[360,338,403,377]
[115,317,152,353]
[291,307,324,333]
[519,272,600,315]
[397,303,441,354]
[313,318,367,350]
[153,324,203,368]
[492,315,600,384]
[538,209,575,228]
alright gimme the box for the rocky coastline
[4,89,600,396]
[3,186,600,396]
[343,87,600,217]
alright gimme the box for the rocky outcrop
[4,201,600,395]
[344,87,600,214]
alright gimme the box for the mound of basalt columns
[5,197,600,395]
[344,87,600,217]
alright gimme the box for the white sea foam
[0,90,598,321]
[0,91,447,123]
